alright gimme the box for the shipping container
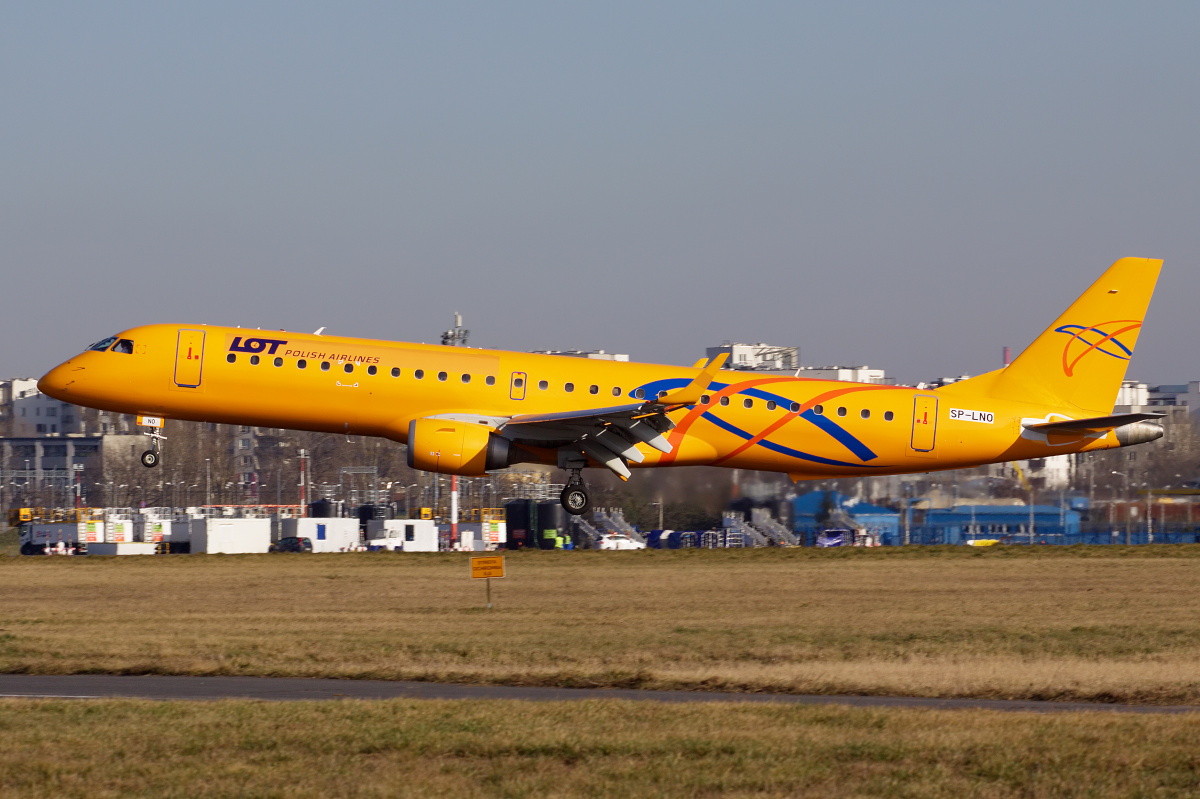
[280,517,361,552]
[378,519,439,551]
[190,518,271,554]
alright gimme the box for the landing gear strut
[560,470,590,515]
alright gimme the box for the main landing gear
[560,470,590,515]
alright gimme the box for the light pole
[1112,471,1130,545]
[205,458,211,508]
[1143,482,1153,544]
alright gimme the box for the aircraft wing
[498,354,728,479]
[1022,412,1166,433]
[500,400,676,479]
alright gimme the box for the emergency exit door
[174,329,205,388]
[509,371,527,400]
[910,395,938,452]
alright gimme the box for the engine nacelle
[1114,421,1164,447]
[406,418,511,476]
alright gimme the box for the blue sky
[4,2,1197,385]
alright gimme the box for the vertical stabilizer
[988,257,1162,413]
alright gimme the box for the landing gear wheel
[561,484,590,516]
[140,450,159,468]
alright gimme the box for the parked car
[270,536,313,553]
[597,534,645,551]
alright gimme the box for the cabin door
[174,329,205,388]
[909,395,938,453]
[509,372,527,400]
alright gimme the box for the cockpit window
[111,339,135,354]
[87,336,118,352]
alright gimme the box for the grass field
[2,698,1200,798]
[3,547,1200,704]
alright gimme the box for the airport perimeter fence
[795,526,1200,547]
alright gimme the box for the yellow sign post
[470,555,505,609]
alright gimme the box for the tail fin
[988,257,1163,413]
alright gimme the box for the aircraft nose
[38,361,81,400]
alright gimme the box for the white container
[190,518,271,554]
[106,519,135,543]
[381,519,439,552]
[280,518,361,553]
[77,521,105,544]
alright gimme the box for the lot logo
[1054,321,1140,377]
[229,336,288,355]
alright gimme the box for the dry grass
[2,697,1200,798]
[4,547,1200,702]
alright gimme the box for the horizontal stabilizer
[1022,412,1166,433]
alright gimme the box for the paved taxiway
[0,675,1195,713]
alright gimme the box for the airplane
[38,257,1166,515]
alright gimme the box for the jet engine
[406,418,511,476]
[1114,421,1164,447]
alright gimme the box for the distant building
[707,342,798,371]
[797,366,890,384]
[1,378,134,437]
[532,349,629,362]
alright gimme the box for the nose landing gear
[137,415,166,469]
[560,470,590,515]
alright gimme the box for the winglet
[657,353,729,407]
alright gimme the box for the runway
[0,674,1194,713]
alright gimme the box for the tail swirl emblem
[1055,320,1141,377]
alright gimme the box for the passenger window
[462,374,470,383]
[438,372,447,381]
[391,367,400,377]
[273,357,283,367]
[112,339,134,354]
[589,385,599,394]
[790,402,800,413]
[367,365,377,376]
[88,336,118,352]
[720,396,730,406]
[814,405,823,415]
[837,407,847,417]
[701,395,710,405]
[321,362,330,371]
[298,359,307,369]
[861,409,870,419]
[565,383,574,392]
[344,363,353,373]
[415,369,424,379]
[766,401,776,411]
[743,398,753,409]
[612,387,620,397]
[634,388,645,399]
[486,375,495,386]
[538,380,548,390]
[884,411,894,421]
[250,355,260,365]
[227,354,236,364]
[513,377,523,387]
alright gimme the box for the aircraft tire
[140,450,159,468]
[561,485,590,516]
